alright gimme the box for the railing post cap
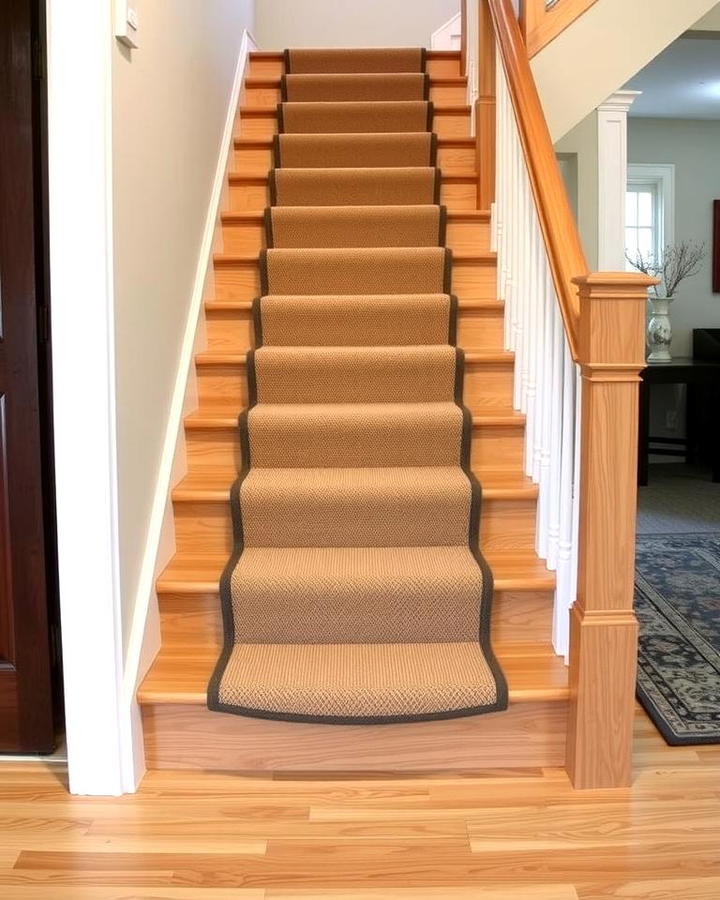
[572,272,658,291]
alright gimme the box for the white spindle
[493,39,580,657]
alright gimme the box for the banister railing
[473,0,656,789]
[488,0,586,360]
[520,0,600,57]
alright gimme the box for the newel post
[476,0,496,209]
[566,272,657,789]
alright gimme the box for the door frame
[46,0,138,794]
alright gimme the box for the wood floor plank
[1,722,720,895]
[577,876,720,899]
[265,890,579,900]
[0,890,265,900]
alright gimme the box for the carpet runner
[208,46,508,724]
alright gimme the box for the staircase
[138,47,569,771]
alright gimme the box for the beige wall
[628,117,720,359]
[254,0,459,49]
[112,0,253,652]
[532,0,718,140]
[693,3,720,30]
[555,111,599,269]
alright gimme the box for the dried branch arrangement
[626,241,706,298]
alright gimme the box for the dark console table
[638,357,720,485]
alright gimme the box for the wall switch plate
[115,0,139,49]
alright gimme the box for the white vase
[647,296,673,362]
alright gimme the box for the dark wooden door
[0,0,56,752]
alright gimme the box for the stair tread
[138,639,567,706]
[204,296,503,311]
[173,465,538,502]
[215,248,495,264]
[245,76,468,88]
[157,547,554,593]
[249,50,461,61]
[195,348,513,365]
[234,135,477,149]
[222,209,491,223]
[185,403,525,428]
[239,104,471,115]
[228,168,479,182]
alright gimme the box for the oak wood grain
[2,720,720,894]
[520,0,600,57]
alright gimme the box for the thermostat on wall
[115,0,140,49]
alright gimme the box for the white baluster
[536,266,555,557]
[553,340,576,655]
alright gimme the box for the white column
[596,90,641,270]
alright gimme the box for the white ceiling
[625,36,720,119]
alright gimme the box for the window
[625,164,675,272]
[625,184,659,265]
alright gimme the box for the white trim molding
[120,28,256,789]
[596,90,641,270]
[47,7,256,794]
[627,162,676,252]
[47,0,126,795]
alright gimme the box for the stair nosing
[238,103,472,116]
[234,136,477,149]
[244,76,468,88]
[171,470,539,505]
[185,411,525,432]
[204,296,503,311]
[227,169,479,184]
[213,249,495,266]
[248,50,462,62]
[194,348,513,366]
[221,209,491,224]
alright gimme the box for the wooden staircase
[138,49,569,771]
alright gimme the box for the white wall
[628,118,720,359]
[112,0,254,655]
[254,0,459,49]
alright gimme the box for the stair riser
[184,423,525,475]
[159,589,553,647]
[235,109,470,140]
[247,58,463,80]
[244,84,467,107]
[233,144,477,174]
[141,698,567,770]
[220,217,490,255]
[204,305,503,352]
[213,259,497,301]
[171,495,537,555]
[195,358,513,408]
[227,178,477,212]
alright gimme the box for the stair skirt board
[205,47,509,728]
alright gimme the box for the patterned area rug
[635,533,720,744]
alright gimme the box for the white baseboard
[119,29,257,793]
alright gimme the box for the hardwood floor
[1,710,719,898]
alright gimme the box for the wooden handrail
[486,0,587,362]
[520,0,600,58]
[475,0,659,789]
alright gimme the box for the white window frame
[626,163,676,263]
